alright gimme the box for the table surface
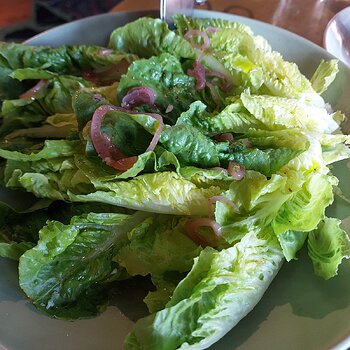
[1,0,349,45]
[111,0,350,47]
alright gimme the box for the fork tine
[160,0,196,26]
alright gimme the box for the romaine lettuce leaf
[116,215,202,312]
[0,42,137,99]
[239,90,339,134]
[117,53,200,123]
[0,199,122,260]
[215,163,336,255]
[3,113,78,140]
[159,124,220,167]
[125,229,284,349]
[70,171,222,215]
[308,217,350,279]
[310,59,339,94]
[19,211,151,319]
[108,17,195,59]
[277,230,308,262]
[0,70,91,137]
[116,215,200,277]
[174,15,322,103]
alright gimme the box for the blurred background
[1,0,350,46]
[0,0,122,41]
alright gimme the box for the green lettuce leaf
[116,215,202,312]
[0,70,91,137]
[239,90,339,134]
[308,217,350,279]
[0,99,48,138]
[118,53,200,123]
[108,17,195,59]
[159,124,220,167]
[0,139,93,198]
[125,229,284,349]
[220,146,300,177]
[70,171,222,215]
[0,241,34,260]
[3,113,78,140]
[174,15,322,103]
[0,42,136,99]
[18,211,151,319]
[310,59,339,94]
[116,215,200,277]
[215,162,336,253]
[277,230,308,262]
[0,139,81,162]
[0,197,128,261]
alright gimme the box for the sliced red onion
[91,105,126,161]
[240,138,252,147]
[211,167,228,174]
[20,79,48,99]
[205,81,221,106]
[82,71,101,85]
[91,105,163,171]
[145,113,163,152]
[188,60,206,90]
[208,195,239,218]
[205,26,220,33]
[165,104,174,113]
[228,161,245,180]
[206,70,233,92]
[93,93,103,101]
[184,29,210,50]
[83,59,130,85]
[91,105,137,171]
[214,133,234,143]
[121,86,156,109]
[184,218,221,247]
[104,155,138,171]
[99,48,113,56]
[97,59,130,81]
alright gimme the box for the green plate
[1,10,350,350]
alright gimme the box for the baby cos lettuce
[0,15,349,350]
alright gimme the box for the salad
[0,15,350,350]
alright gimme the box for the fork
[160,0,207,25]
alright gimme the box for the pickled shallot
[121,86,156,109]
[20,80,47,99]
[185,218,221,247]
[91,105,163,171]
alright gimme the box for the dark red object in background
[0,0,122,42]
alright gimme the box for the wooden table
[112,0,350,47]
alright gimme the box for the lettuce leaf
[174,15,322,103]
[116,215,202,312]
[70,171,222,215]
[108,17,195,59]
[125,229,284,349]
[3,113,78,140]
[0,42,137,99]
[0,70,91,137]
[118,53,200,123]
[239,90,339,134]
[0,197,130,261]
[310,59,339,94]
[308,217,350,279]
[19,211,151,319]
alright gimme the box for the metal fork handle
[160,0,206,25]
